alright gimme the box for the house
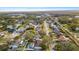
[47,20,52,24]
[15,24,21,29]
[69,18,72,20]
[9,44,18,51]
[28,43,34,48]
[0,32,4,37]
[34,47,42,51]
[0,25,3,28]
[33,34,41,40]
[36,16,41,18]
[75,27,79,31]
[52,24,61,35]
[16,27,25,33]
[58,33,69,41]
[34,36,42,47]
[74,16,79,18]
[25,25,30,29]
[7,25,13,29]
[12,31,20,38]
[74,33,79,38]
[7,25,16,32]
[33,24,41,32]
[17,19,24,24]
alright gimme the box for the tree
[59,16,71,24]
[25,30,36,40]
[54,41,79,51]
[40,35,53,50]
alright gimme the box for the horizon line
[0,7,79,11]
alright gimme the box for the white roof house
[75,27,79,31]
[36,16,41,18]
[74,16,79,18]
[12,32,20,38]
[0,32,4,36]
[7,25,13,29]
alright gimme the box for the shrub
[54,41,79,51]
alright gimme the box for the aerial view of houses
[0,11,79,51]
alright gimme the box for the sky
[0,0,78,3]
[0,0,79,7]
[0,0,79,11]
